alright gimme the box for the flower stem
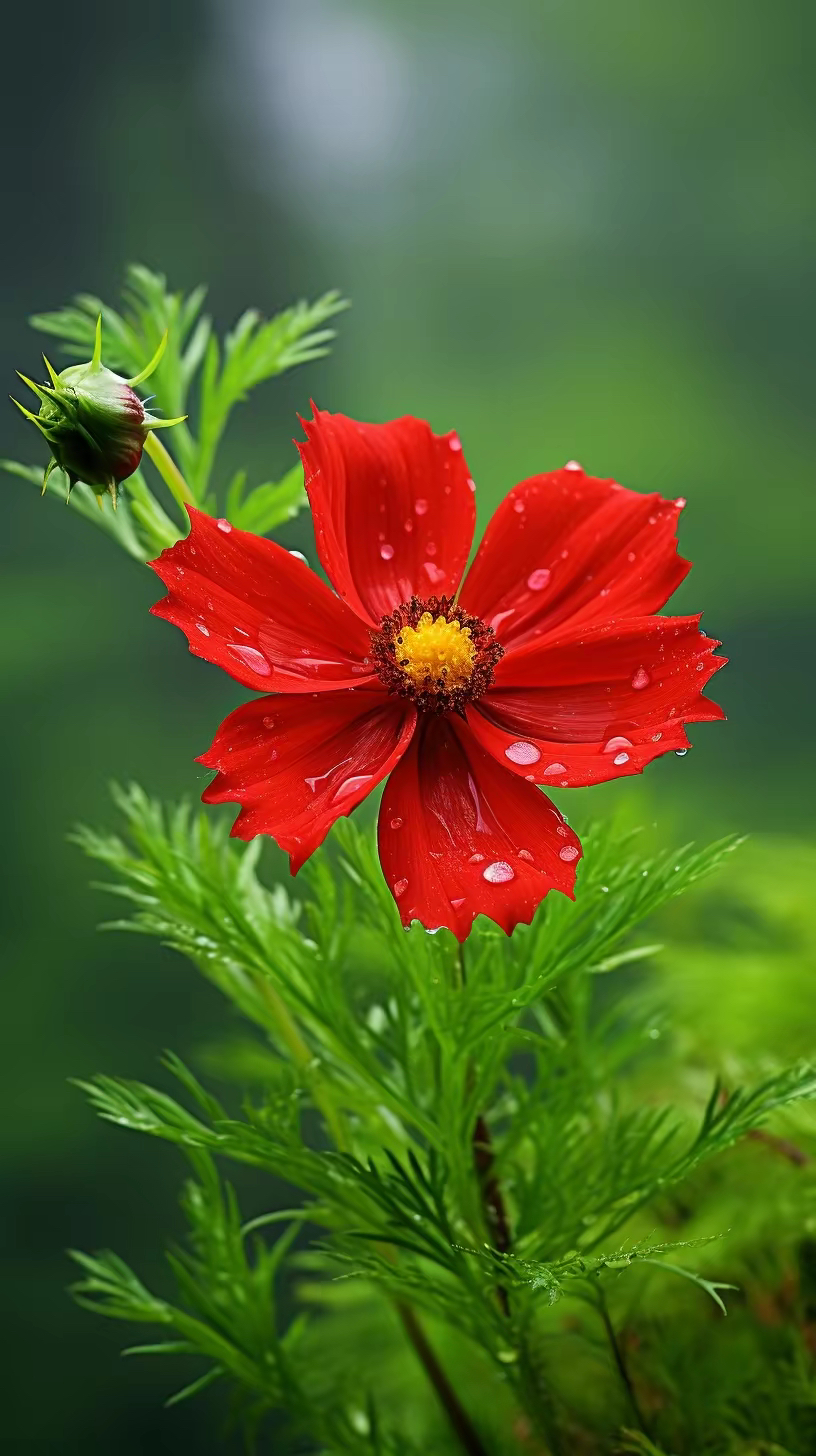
[143,431,196,511]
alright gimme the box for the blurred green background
[1,1,814,1450]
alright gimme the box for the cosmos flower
[150,407,725,939]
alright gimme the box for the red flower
[150,408,725,940]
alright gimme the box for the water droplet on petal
[394,878,409,898]
[542,762,567,775]
[424,561,446,585]
[404,519,413,533]
[556,824,569,837]
[228,644,271,676]
[449,435,462,452]
[483,861,515,884]
[450,897,466,910]
[513,499,525,514]
[603,735,633,755]
[469,852,485,864]
[675,748,688,757]
[527,568,551,591]
[565,460,582,471]
[559,844,580,862]
[613,752,630,765]
[390,816,403,830]
[505,741,541,766]
[195,622,210,636]
[216,518,232,533]
[414,498,428,515]
[466,477,476,492]
[332,774,373,804]
[262,715,276,729]
[518,849,534,863]
[631,667,650,690]
[627,551,636,562]
[289,549,308,564]
[380,543,395,561]
[651,731,662,742]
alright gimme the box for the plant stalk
[396,1302,490,1456]
[595,1284,651,1437]
[143,431,196,510]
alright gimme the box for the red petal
[467,615,725,787]
[199,690,416,872]
[150,507,375,692]
[459,467,689,652]
[297,407,476,626]
[377,716,581,939]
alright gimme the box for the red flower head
[150,408,725,940]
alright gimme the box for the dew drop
[390,816,403,830]
[380,543,395,560]
[559,844,580,862]
[542,762,567,775]
[466,477,476,492]
[424,561,446,585]
[450,897,466,910]
[483,861,515,884]
[631,667,650,690]
[556,824,569,837]
[565,460,582,471]
[651,731,662,742]
[195,622,210,636]
[518,849,534,863]
[627,551,636,563]
[603,735,633,755]
[404,519,414,533]
[526,568,551,591]
[469,852,485,864]
[513,499,525,514]
[394,878,409,898]
[332,774,373,803]
[505,741,541,766]
[216,518,232,533]
[613,752,630,765]
[414,498,428,515]
[262,715,276,729]
[449,435,463,452]
[289,549,308,564]
[228,644,271,676]
[675,748,688,757]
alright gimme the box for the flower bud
[12,318,183,506]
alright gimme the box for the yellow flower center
[396,611,476,692]
[370,594,504,714]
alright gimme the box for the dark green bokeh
[2,2,814,1449]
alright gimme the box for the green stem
[143,431,196,511]
[256,979,350,1153]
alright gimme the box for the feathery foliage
[68,786,816,1454]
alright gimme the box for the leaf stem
[143,431,196,511]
